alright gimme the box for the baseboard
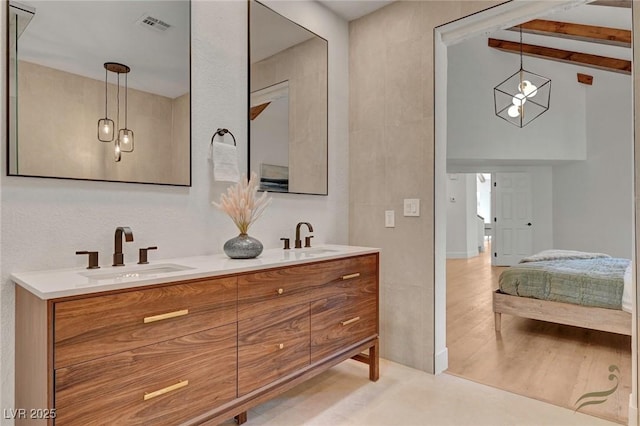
[446,251,477,259]
[434,347,448,374]
[629,394,637,426]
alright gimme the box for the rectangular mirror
[7,0,191,186]
[249,1,327,195]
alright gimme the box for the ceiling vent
[136,14,172,33]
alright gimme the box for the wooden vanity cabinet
[15,252,379,425]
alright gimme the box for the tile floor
[224,358,619,426]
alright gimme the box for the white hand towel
[211,141,240,182]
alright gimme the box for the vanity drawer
[237,254,377,320]
[237,265,319,320]
[312,254,378,301]
[238,304,310,396]
[310,290,378,363]
[54,277,237,368]
[54,324,237,425]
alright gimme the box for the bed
[493,250,632,336]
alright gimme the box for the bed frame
[493,290,632,336]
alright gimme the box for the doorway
[434,0,636,423]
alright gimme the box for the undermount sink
[297,248,339,255]
[81,263,194,281]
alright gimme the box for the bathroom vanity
[12,245,379,425]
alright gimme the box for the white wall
[451,165,554,254]
[447,36,587,164]
[0,0,349,418]
[477,174,491,224]
[446,173,478,258]
[553,71,633,258]
[447,30,632,260]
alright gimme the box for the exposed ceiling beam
[577,73,594,85]
[487,38,631,75]
[509,19,630,47]
[588,0,631,8]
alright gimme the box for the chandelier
[493,25,551,127]
[97,62,134,161]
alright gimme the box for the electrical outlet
[403,199,420,217]
[385,210,395,228]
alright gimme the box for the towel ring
[211,128,236,146]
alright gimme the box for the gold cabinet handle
[144,380,189,401]
[278,343,284,350]
[277,288,284,295]
[143,309,189,324]
[342,273,360,280]
[341,316,360,326]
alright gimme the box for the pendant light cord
[104,68,108,118]
[116,72,120,136]
[124,73,128,129]
[519,25,523,71]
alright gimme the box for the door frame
[433,0,637,423]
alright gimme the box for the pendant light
[494,25,551,128]
[118,66,134,154]
[97,62,134,161]
[97,65,114,142]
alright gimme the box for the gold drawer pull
[277,288,284,295]
[144,380,189,401]
[278,343,284,350]
[342,273,360,280]
[341,316,360,326]
[143,309,189,324]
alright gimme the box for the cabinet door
[310,272,378,363]
[55,325,237,425]
[238,305,310,396]
[54,277,237,368]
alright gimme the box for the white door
[492,172,533,266]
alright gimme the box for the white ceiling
[13,1,631,99]
[317,0,393,21]
[15,0,190,98]
[250,0,393,66]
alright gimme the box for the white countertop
[11,245,380,300]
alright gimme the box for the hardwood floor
[446,242,632,424]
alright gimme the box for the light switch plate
[385,210,395,228]
[404,199,420,217]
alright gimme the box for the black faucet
[294,222,314,249]
[113,226,134,266]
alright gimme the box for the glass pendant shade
[518,80,537,97]
[118,128,134,152]
[97,118,114,142]
[512,93,527,107]
[507,105,521,118]
[114,139,122,162]
[494,68,551,128]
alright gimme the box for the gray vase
[223,233,263,259]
